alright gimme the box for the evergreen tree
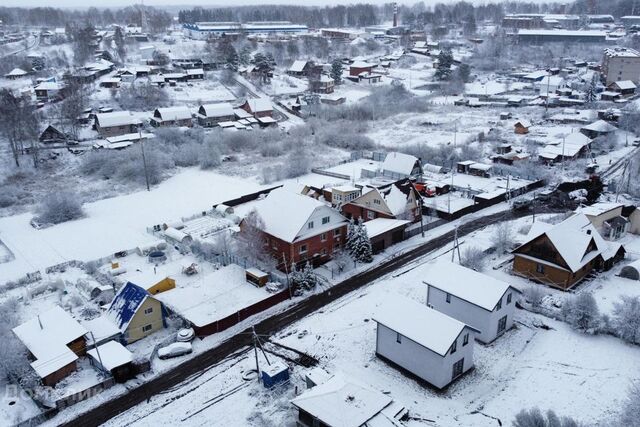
[114,26,126,62]
[290,262,317,295]
[218,40,239,71]
[330,59,343,84]
[347,219,373,263]
[239,46,252,66]
[584,73,598,105]
[435,48,454,81]
[346,218,357,256]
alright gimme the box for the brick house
[512,213,625,290]
[95,111,141,137]
[242,188,348,269]
[349,60,375,77]
[197,103,236,127]
[342,179,421,223]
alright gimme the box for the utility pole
[90,332,104,369]
[532,191,536,223]
[451,226,461,263]
[545,69,551,113]
[561,135,566,176]
[252,326,260,376]
[140,128,150,192]
[282,252,292,298]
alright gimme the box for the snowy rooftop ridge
[12,306,87,378]
[373,294,469,357]
[422,259,519,311]
[291,376,393,427]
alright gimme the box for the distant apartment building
[602,47,640,86]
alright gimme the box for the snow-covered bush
[513,408,584,427]
[523,286,544,310]
[561,293,600,333]
[620,381,640,427]
[36,191,84,225]
[491,222,514,255]
[610,295,640,345]
[199,144,222,169]
[285,146,311,178]
[460,247,486,271]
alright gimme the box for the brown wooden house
[512,213,625,290]
[12,306,88,387]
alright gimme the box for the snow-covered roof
[96,111,141,128]
[579,202,623,217]
[249,188,346,242]
[12,306,87,378]
[245,97,273,113]
[423,260,518,311]
[611,80,637,90]
[199,102,234,118]
[87,340,133,371]
[382,152,419,176]
[154,106,192,122]
[288,60,308,72]
[6,67,27,76]
[107,282,150,333]
[35,81,61,91]
[581,120,617,133]
[515,119,532,128]
[518,29,607,37]
[290,376,392,427]
[373,294,468,357]
[83,315,120,345]
[319,74,334,83]
[363,218,410,238]
[516,213,618,272]
[350,61,374,68]
[186,68,204,75]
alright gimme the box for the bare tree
[237,209,273,267]
[492,221,514,254]
[460,246,486,271]
[0,89,40,168]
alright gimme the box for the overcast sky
[3,0,556,9]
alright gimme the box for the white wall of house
[427,286,515,344]
[296,206,346,241]
[375,323,475,389]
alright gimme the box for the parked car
[158,342,192,360]
[512,199,532,210]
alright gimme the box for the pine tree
[584,73,598,105]
[330,59,343,84]
[346,218,357,256]
[290,262,317,295]
[347,219,373,263]
[435,48,454,81]
[114,26,126,62]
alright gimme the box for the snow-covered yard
[94,246,640,427]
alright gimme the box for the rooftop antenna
[393,3,398,28]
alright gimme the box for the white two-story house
[373,294,479,390]
[424,260,521,344]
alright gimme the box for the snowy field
[0,169,261,283]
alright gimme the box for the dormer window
[308,221,314,229]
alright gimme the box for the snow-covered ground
[0,169,261,283]
[95,239,640,427]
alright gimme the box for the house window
[452,358,464,380]
[536,263,545,274]
[367,211,375,220]
[308,221,314,229]
[373,199,381,205]
[497,315,507,334]
[144,307,153,315]
[496,299,502,311]
[322,216,330,224]
[446,293,451,303]
[450,339,457,354]
[321,233,327,242]
[321,248,327,256]
[334,229,341,237]
[396,333,402,343]
[299,244,308,254]
[507,293,512,304]
[463,333,469,346]
[142,324,153,332]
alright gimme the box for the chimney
[393,2,398,28]
[587,229,592,235]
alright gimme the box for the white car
[158,342,192,360]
